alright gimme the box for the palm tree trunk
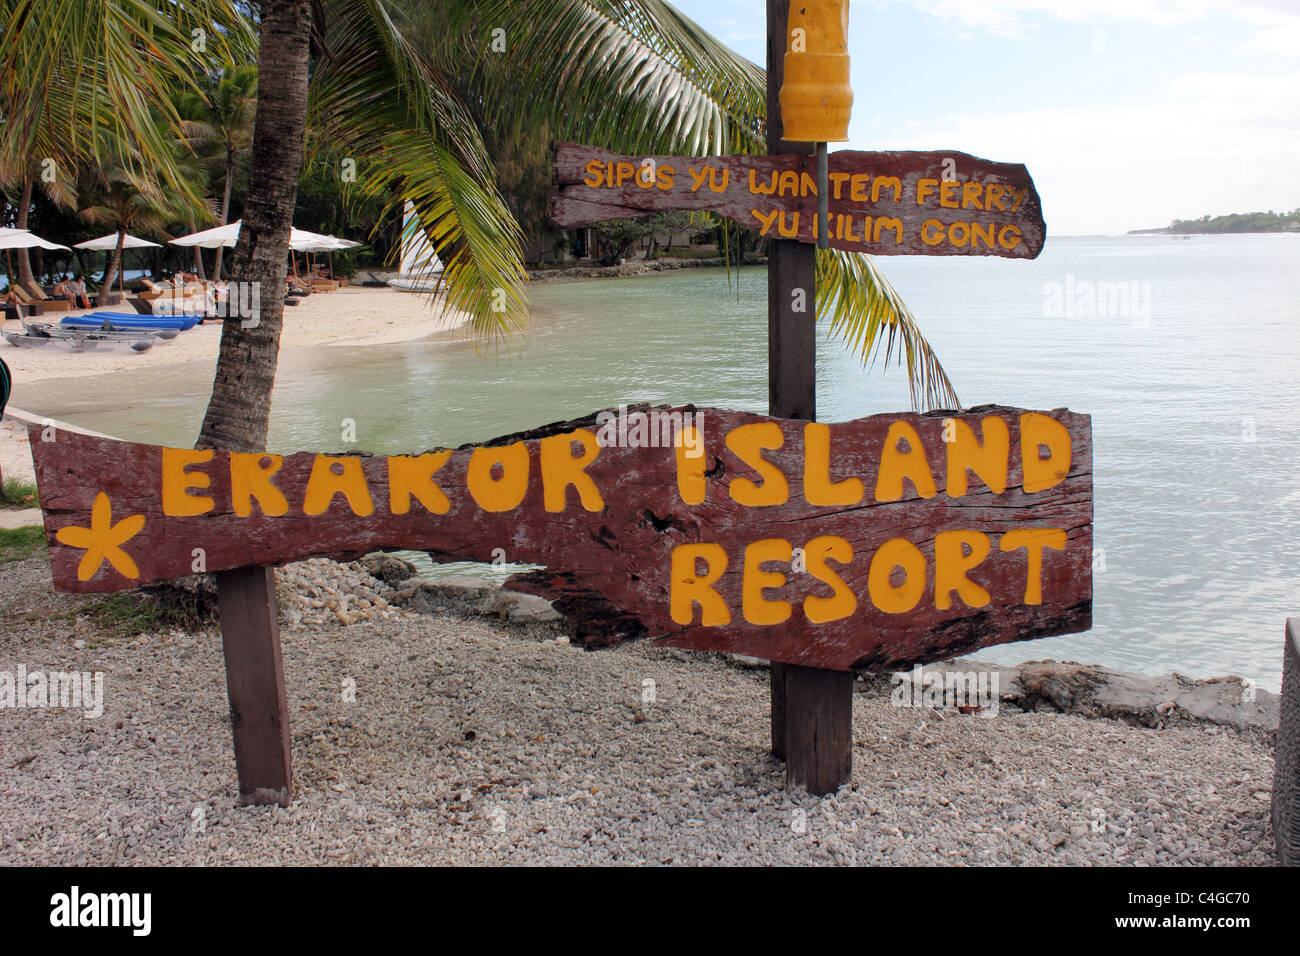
[194,246,207,280]
[98,230,126,307]
[214,148,237,281]
[14,178,36,291]
[197,0,312,454]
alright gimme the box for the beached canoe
[60,312,199,332]
[5,326,155,353]
[25,321,176,343]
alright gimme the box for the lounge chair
[9,286,46,316]
[19,281,71,313]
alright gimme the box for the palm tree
[176,64,258,279]
[78,141,184,304]
[0,0,252,289]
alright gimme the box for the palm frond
[306,0,529,341]
[817,249,960,410]
[469,0,766,156]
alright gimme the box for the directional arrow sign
[549,142,1046,259]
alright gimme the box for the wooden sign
[549,142,1046,259]
[30,404,1091,672]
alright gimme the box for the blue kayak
[61,312,199,332]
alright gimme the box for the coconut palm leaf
[0,0,253,200]
[306,0,529,342]
[469,0,766,156]
[818,248,960,410]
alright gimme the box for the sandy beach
[0,285,469,387]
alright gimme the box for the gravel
[0,554,1277,865]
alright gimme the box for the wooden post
[1274,617,1300,865]
[216,566,293,806]
[766,0,854,794]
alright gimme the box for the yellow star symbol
[55,492,146,582]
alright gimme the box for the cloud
[861,0,1300,38]
[873,71,1300,232]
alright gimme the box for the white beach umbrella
[1,229,71,296]
[74,233,163,295]
[0,228,71,251]
[73,232,162,251]
[172,221,329,249]
[168,221,244,249]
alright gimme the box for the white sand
[0,285,469,386]
[0,420,34,484]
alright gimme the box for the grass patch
[0,525,46,565]
[0,477,39,510]
[85,585,218,639]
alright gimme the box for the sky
[668,0,1300,235]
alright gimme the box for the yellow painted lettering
[752,208,780,236]
[467,442,530,512]
[803,423,863,506]
[803,535,856,624]
[675,424,706,505]
[303,455,374,517]
[750,169,777,195]
[868,537,926,614]
[874,216,903,244]
[1000,528,1068,605]
[934,530,991,610]
[230,453,289,518]
[945,416,1009,497]
[670,543,730,626]
[387,451,452,515]
[743,538,792,626]
[727,422,789,507]
[875,421,937,502]
[1020,413,1072,493]
[540,428,604,513]
[872,176,902,203]
[161,448,214,517]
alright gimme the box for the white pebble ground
[0,557,1276,865]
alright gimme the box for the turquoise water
[18,235,1300,689]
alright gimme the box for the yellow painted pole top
[779,0,853,143]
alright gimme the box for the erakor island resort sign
[30,405,1091,672]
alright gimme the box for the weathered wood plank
[30,404,1093,673]
[549,142,1046,259]
[216,566,293,807]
